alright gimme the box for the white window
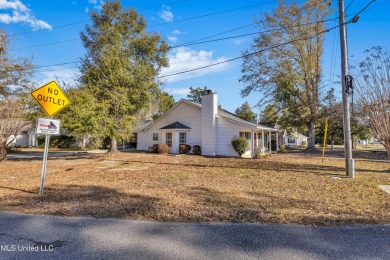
[239,132,251,140]
[153,133,158,141]
[166,133,172,147]
[179,132,187,144]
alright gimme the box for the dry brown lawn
[1,151,389,226]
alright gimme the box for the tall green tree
[260,104,279,122]
[58,86,107,148]
[235,101,256,121]
[79,0,169,153]
[151,91,175,120]
[0,30,34,161]
[240,0,333,150]
[187,86,212,103]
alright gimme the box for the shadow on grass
[0,184,160,219]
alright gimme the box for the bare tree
[354,46,390,158]
[0,30,33,161]
[240,0,333,150]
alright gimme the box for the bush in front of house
[152,144,159,153]
[157,144,169,154]
[193,145,201,155]
[279,144,287,153]
[151,144,169,154]
[179,144,191,154]
[231,136,249,157]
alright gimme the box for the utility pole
[338,0,354,178]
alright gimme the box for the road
[0,212,389,259]
[7,152,77,160]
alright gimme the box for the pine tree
[79,0,169,153]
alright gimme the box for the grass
[0,151,389,226]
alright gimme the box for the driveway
[0,212,389,259]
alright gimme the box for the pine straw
[0,152,389,226]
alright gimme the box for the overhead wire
[158,23,345,79]
[9,0,383,77]
[8,0,189,37]
[158,0,378,79]
[9,0,330,52]
[10,17,338,73]
[171,17,339,49]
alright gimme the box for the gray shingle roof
[160,121,191,130]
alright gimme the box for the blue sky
[2,0,390,113]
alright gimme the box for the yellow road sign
[31,81,70,116]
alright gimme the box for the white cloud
[0,0,27,12]
[160,47,229,83]
[172,29,182,35]
[0,0,51,30]
[167,36,178,43]
[86,0,102,10]
[231,39,243,45]
[38,67,79,87]
[159,5,173,22]
[163,87,189,98]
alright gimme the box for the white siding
[216,117,254,157]
[137,102,201,152]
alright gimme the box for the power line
[5,1,348,52]
[179,23,257,46]
[171,17,339,49]
[158,23,345,79]
[10,38,79,51]
[7,0,383,76]
[158,0,380,79]
[345,0,355,11]
[149,1,275,28]
[8,0,189,37]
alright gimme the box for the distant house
[6,124,38,148]
[135,92,287,157]
[287,132,308,147]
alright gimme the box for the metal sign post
[31,81,69,195]
[39,134,51,195]
[36,118,60,194]
[36,118,61,194]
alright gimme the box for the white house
[7,127,38,148]
[136,92,287,157]
[287,132,308,147]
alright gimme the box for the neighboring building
[135,92,287,157]
[287,132,308,147]
[7,128,38,148]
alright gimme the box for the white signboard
[36,118,60,135]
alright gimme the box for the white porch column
[276,132,279,151]
[268,131,272,154]
[261,130,265,154]
[251,129,254,157]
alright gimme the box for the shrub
[157,144,169,154]
[152,144,159,153]
[279,144,287,153]
[254,147,264,159]
[231,136,249,157]
[179,144,191,154]
[193,145,201,155]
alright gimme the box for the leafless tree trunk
[0,30,34,162]
[354,46,390,159]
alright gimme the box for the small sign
[36,118,60,135]
[31,81,70,116]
